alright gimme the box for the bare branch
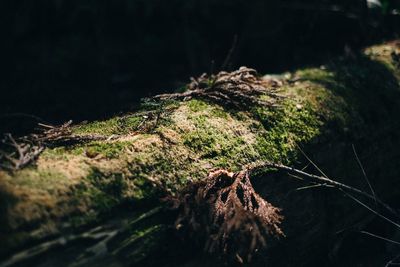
[254,162,398,218]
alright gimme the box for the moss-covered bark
[1,41,400,266]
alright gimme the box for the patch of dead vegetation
[169,169,283,264]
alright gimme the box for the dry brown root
[153,67,284,110]
[34,120,108,146]
[0,133,44,171]
[168,169,284,264]
[0,121,108,171]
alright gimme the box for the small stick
[254,162,398,217]
[360,230,400,246]
[352,144,377,204]
[221,34,238,71]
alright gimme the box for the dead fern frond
[153,67,284,110]
[169,169,284,264]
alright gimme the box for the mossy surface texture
[1,42,400,264]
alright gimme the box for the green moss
[253,101,322,163]
[87,187,120,212]
[70,141,134,158]
[12,168,69,191]
[294,55,400,140]
[71,99,182,137]
[72,115,143,136]
[187,99,229,119]
[187,99,210,112]
[88,169,127,196]
[296,68,336,83]
[210,106,229,119]
[42,141,134,160]
[182,91,326,167]
[40,147,69,160]
[232,110,250,121]
[181,92,326,169]
[121,116,143,130]
[71,168,129,218]
[72,99,182,137]
[182,115,256,170]
[73,117,121,135]
[68,168,160,226]
[127,144,203,192]
[140,99,180,111]
[129,176,158,200]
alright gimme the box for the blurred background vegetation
[0,0,399,129]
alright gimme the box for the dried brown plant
[0,133,44,171]
[169,169,284,264]
[153,67,284,110]
[0,121,107,171]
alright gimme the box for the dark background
[0,0,399,129]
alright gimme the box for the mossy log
[1,42,400,267]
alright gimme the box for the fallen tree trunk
[1,41,400,267]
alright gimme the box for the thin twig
[288,173,304,181]
[360,230,400,246]
[255,162,398,217]
[37,123,55,129]
[386,254,400,267]
[296,144,329,178]
[341,190,400,229]
[352,144,377,204]
[301,163,310,171]
[295,183,334,191]
[220,34,238,71]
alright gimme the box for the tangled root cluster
[170,169,284,264]
[154,67,283,110]
[0,121,106,171]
